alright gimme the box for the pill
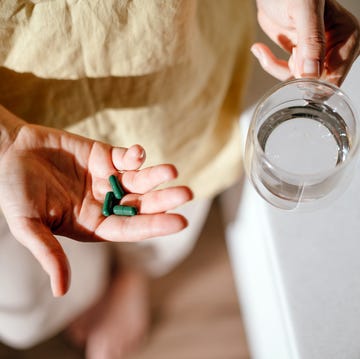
[113,205,138,216]
[109,175,126,199]
[102,191,118,216]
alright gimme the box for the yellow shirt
[0,0,254,198]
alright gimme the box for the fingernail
[51,277,61,297]
[138,148,145,160]
[292,47,300,77]
[134,147,145,161]
[251,46,262,60]
[251,46,267,68]
[302,60,320,77]
[129,145,145,160]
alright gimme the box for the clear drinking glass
[244,79,360,210]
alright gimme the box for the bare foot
[66,268,150,359]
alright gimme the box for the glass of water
[244,78,360,210]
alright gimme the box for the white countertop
[223,3,360,357]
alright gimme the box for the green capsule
[102,191,118,217]
[113,205,138,216]
[109,175,126,199]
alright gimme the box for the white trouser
[0,198,211,349]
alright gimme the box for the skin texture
[0,105,193,297]
[252,0,360,86]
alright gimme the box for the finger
[251,43,292,81]
[121,164,179,194]
[92,164,177,201]
[112,144,146,171]
[90,144,146,199]
[88,143,145,181]
[95,213,189,242]
[292,0,325,77]
[11,218,71,297]
[121,186,193,214]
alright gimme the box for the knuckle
[307,31,326,47]
[303,31,326,57]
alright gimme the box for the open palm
[0,112,192,296]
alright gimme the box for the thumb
[293,0,326,78]
[11,218,71,297]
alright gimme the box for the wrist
[0,105,25,157]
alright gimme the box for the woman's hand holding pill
[0,105,193,297]
[252,0,360,86]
